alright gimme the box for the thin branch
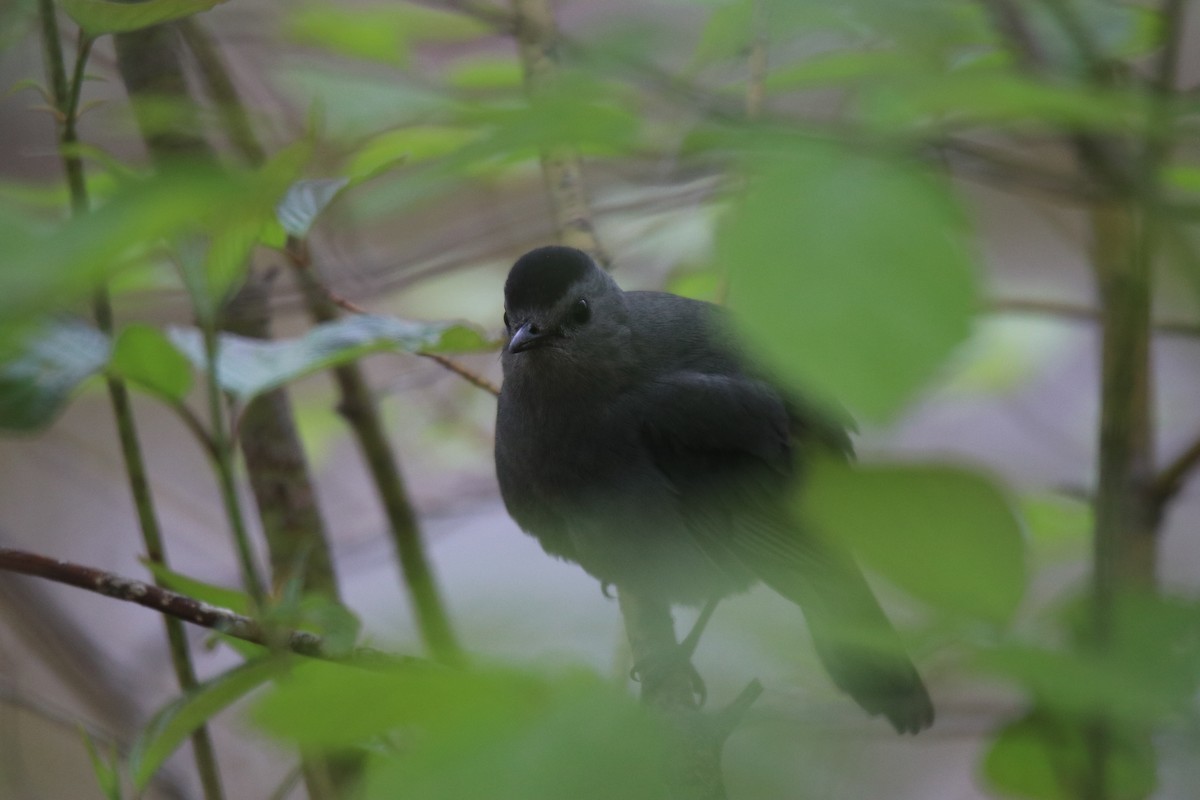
[0,548,416,668]
[990,298,1200,338]
[1150,434,1200,510]
[302,257,501,397]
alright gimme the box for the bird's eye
[503,311,510,329]
[570,298,590,325]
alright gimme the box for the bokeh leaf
[168,314,493,401]
[721,141,977,420]
[129,657,288,791]
[109,323,193,402]
[79,727,123,800]
[346,126,480,183]
[803,460,1026,623]
[0,319,110,432]
[286,3,487,65]
[982,709,1156,800]
[62,0,227,36]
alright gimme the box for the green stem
[202,323,268,603]
[36,5,226,800]
[289,243,464,665]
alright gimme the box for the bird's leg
[628,596,721,707]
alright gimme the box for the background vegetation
[1,0,1199,798]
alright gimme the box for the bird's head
[501,246,628,372]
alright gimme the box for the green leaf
[167,314,494,401]
[720,141,977,420]
[803,460,1027,624]
[141,561,251,615]
[79,727,123,800]
[693,0,753,65]
[129,657,288,790]
[276,178,350,237]
[109,324,193,402]
[346,126,480,183]
[253,663,667,799]
[983,710,1156,800]
[62,0,228,36]
[0,319,110,432]
[445,55,523,91]
[766,50,919,91]
[286,3,486,65]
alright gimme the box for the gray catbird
[494,245,933,733]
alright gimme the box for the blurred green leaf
[0,319,110,432]
[62,0,227,36]
[804,461,1026,623]
[141,561,251,615]
[979,594,1200,725]
[254,662,667,799]
[347,126,480,183]
[276,178,350,237]
[766,49,921,91]
[109,324,193,402]
[693,0,753,65]
[79,727,123,800]
[857,72,1151,133]
[720,141,977,420]
[1020,493,1091,558]
[167,314,493,401]
[983,709,1156,800]
[286,3,486,65]
[129,657,288,791]
[445,55,523,91]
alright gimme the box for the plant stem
[289,242,465,665]
[202,323,268,603]
[37,5,226,799]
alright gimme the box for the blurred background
[1,1,1200,798]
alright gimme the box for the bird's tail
[753,534,934,734]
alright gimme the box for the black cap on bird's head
[502,246,623,356]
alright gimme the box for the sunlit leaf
[983,709,1156,800]
[167,314,493,401]
[62,0,228,36]
[109,324,193,402]
[720,141,977,420]
[803,460,1026,624]
[276,178,350,237]
[0,319,110,432]
[129,657,289,791]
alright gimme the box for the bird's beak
[508,321,550,354]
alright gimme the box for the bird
[493,245,934,734]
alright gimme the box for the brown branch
[0,548,415,668]
[1149,434,1200,511]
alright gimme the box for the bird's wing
[631,370,933,733]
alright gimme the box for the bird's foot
[630,648,708,708]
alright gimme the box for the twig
[989,298,1200,338]
[0,548,415,668]
[300,253,500,397]
[1150,434,1200,511]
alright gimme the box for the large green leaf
[803,460,1026,624]
[129,657,288,790]
[109,324,193,403]
[982,710,1156,800]
[62,0,229,37]
[0,319,110,432]
[253,662,667,800]
[719,141,977,420]
[167,314,494,401]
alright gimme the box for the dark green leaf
[62,0,228,36]
[109,324,193,402]
[803,460,1027,624]
[167,314,493,401]
[720,142,977,420]
[0,319,110,432]
[276,178,350,237]
[983,709,1156,800]
[129,658,288,790]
